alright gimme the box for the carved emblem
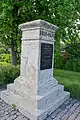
[40,29,54,38]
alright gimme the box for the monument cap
[19,19,59,31]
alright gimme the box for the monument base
[0,76,70,120]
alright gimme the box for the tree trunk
[11,43,17,66]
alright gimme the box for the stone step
[38,77,58,95]
[17,92,70,120]
[38,82,58,96]
[8,83,64,98]
[0,87,70,120]
[38,91,70,120]
[13,76,59,96]
[13,76,37,95]
[0,90,37,113]
[13,76,58,95]
[7,83,64,98]
[7,83,66,110]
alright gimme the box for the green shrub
[54,50,80,72]
[54,52,67,69]
[0,65,20,85]
[0,54,11,63]
[64,58,80,72]
[0,42,6,54]
[0,48,6,54]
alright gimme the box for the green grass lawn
[54,69,80,100]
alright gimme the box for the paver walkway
[0,98,80,120]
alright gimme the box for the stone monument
[0,20,70,120]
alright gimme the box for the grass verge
[54,69,80,100]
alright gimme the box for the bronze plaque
[40,43,53,70]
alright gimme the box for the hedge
[0,64,20,85]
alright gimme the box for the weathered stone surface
[0,20,70,120]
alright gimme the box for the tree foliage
[0,0,80,65]
[0,42,6,54]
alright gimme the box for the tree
[0,0,80,65]
[0,0,22,65]
[0,0,55,65]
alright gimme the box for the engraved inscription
[40,43,53,70]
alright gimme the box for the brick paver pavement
[0,98,80,120]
